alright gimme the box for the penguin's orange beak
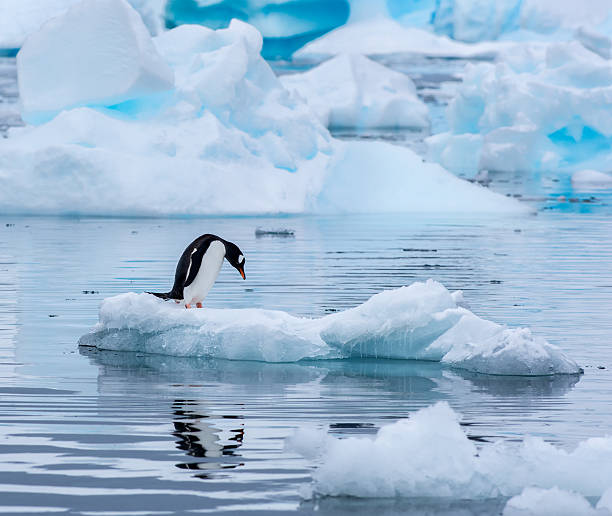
[239,266,245,280]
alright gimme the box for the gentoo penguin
[148,234,245,308]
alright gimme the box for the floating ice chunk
[291,402,612,500]
[79,279,580,376]
[17,0,174,124]
[426,132,483,176]
[280,54,429,129]
[571,170,612,190]
[503,487,599,516]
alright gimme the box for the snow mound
[280,53,429,129]
[79,279,580,376]
[291,402,612,500]
[17,0,174,124]
[316,140,526,213]
[427,41,612,176]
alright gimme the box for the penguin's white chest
[183,240,225,304]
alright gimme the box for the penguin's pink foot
[175,300,180,304]
[196,302,203,308]
[185,303,191,309]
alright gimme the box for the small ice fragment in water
[255,227,295,237]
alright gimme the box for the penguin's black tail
[147,291,174,300]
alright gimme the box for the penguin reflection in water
[148,234,245,309]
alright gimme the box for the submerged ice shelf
[79,280,580,376]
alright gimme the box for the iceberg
[0,0,164,52]
[427,41,612,176]
[290,402,612,500]
[17,0,174,124]
[280,53,429,130]
[79,279,581,376]
[0,0,524,216]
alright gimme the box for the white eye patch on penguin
[147,234,246,308]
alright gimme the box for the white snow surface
[0,3,524,216]
[428,41,612,176]
[79,279,580,376]
[0,0,164,50]
[17,0,174,124]
[290,402,612,500]
[280,53,429,129]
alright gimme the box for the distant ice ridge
[280,54,429,130]
[427,41,612,177]
[432,0,612,44]
[79,280,580,376]
[0,0,524,216]
[289,402,612,501]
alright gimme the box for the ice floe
[17,0,174,124]
[79,279,580,376]
[280,53,429,129]
[289,402,612,500]
[0,0,524,216]
[427,41,612,176]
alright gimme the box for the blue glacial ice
[0,0,525,216]
[427,40,612,176]
[289,402,612,500]
[79,279,581,376]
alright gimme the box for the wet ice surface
[1,212,612,514]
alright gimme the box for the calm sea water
[0,211,611,515]
[1,54,612,515]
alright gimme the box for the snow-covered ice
[79,279,580,376]
[427,41,612,176]
[290,402,612,500]
[280,53,429,129]
[17,0,174,124]
[0,1,525,216]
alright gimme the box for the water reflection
[172,399,244,479]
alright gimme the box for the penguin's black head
[224,240,246,280]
